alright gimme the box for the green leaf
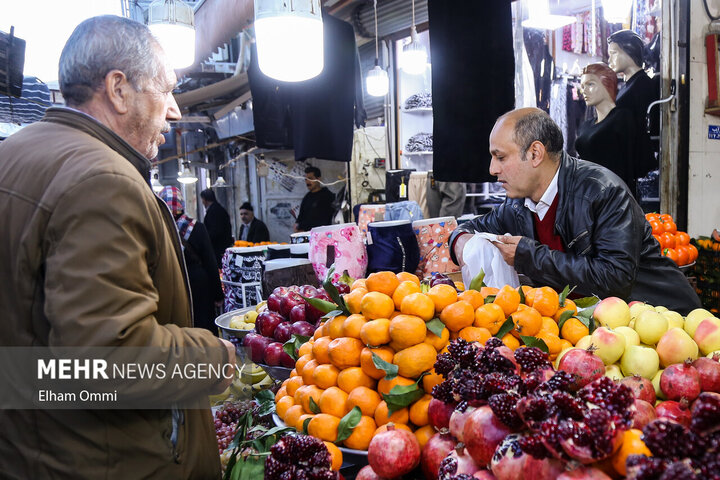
[283,334,312,360]
[372,351,398,380]
[301,295,339,314]
[233,455,266,480]
[484,294,497,304]
[520,335,549,353]
[468,269,486,291]
[255,389,274,403]
[323,265,351,315]
[518,286,526,304]
[309,397,320,414]
[556,310,575,331]
[577,306,597,334]
[426,318,446,337]
[321,309,344,320]
[558,285,575,307]
[223,447,240,480]
[574,296,600,308]
[302,416,312,435]
[383,383,424,414]
[494,316,515,338]
[336,406,362,443]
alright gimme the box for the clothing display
[426,176,467,219]
[404,132,433,153]
[309,223,368,283]
[549,77,587,157]
[413,216,460,278]
[237,217,270,243]
[404,92,432,110]
[357,204,386,234]
[524,30,554,112]
[408,171,430,219]
[366,220,420,274]
[222,246,265,310]
[384,201,424,222]
[385,169,414,203]
[296,187,336,232]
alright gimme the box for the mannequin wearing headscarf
[574,63,639,195]
[159,186,224,333]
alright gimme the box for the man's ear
[103,69,132,114]
[528,140,547,167]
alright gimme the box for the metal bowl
[257,363,292,381]
[215,307,255,341]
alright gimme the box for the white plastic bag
[461,233,520,289]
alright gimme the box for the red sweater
[533,196,565,252]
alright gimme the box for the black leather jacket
[450,153,701,315]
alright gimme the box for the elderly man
[450,108,700,314]
[0,16,234,478]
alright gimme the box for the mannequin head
[607,30,644,76]
[581,63,618,105]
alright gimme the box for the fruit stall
[210,265,720,480]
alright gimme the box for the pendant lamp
[522,0,575,30]
[400,0,427,75]
[151,172,164,192]
[211,176,229,188]
[254,0,324,82]
[148,0,196,69]
[366,0,389,97]
[177,162,198,184]
[601,0,633,24]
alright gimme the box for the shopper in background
[450,108,701,314]
[160,186,224,332]
[0,15,233,478]
[237,202,270,243]
[200,188,233,266]
[294,166,336,232]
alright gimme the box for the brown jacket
[0,109,225,479]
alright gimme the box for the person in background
[160,186,224,332]
[237,202,270,243]
[294,166,336,232]
[449,108,701,314]
[0,15,233,478]
[200,188,233,266]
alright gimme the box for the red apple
[242,333,272,364]
[291,321,316,338]
[289,304,307,323]
[257,311,285,338]
[267,293,283,313]
[273,322,293,343]
[281,292,305,318]
[265,342,294,367]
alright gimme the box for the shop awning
[0,76,51,125]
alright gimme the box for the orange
[389,314,427,350]
[286,376,304,397]
[346,386,382,416]
[295,414,314,432]
[326,315,348,339]
[393,343,437,378]
[536,331,562,355]
[422,369,444,394]
[611,429,651,476]
[392,281,422,310]
[455,282,465,292]
[554,298,578,322]
[374,401,410,426]
[400,293,436,321]
[378,375,415,396]
[342,415,377,450]
[510,306,542,338]
[296,353,314,374]
[300,385,324,414]
[540,316,560,336]
[365,271,400,296]
[312,336,333,365]
[360,346,395,380]
[414,424,435,449]
[473,303,506,335]
[323,441,343,471]
[275,386,288,402]
[501,333,520,350]
[290,368,298,377]
[458,289,485,309]
[345,287,368,315]
[374,423,412,436]
[313,323,325,340]
[351,279,367,291]
[343,314,368,339]
[494,285,521,316]
[458,326,492,344]
[360,319,391,346]
[424,327,450,351]
[319,386,350,417]
[302,359,320,385]
[307,413,341,442]
[337,366,377,393]
[480,286,499,297]
[361,291,395,320]
[532,287,559,317]
[560,318,589,345]
[428,284,459,313]
[559,339,573,352]
[328,337,364,369]
[409,394,432,427]
[298,341,314,357]
[283,404,305,429]
[524,287,537,307]
[440,300,475,332]
[396,271,421,286]
[276,395,295,420]
[313,363,340,389]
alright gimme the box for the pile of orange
[646,213,697,266]
[233,240,287,248]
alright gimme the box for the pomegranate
[463,406,513,466]
[438,445,480,480]
[355,465,386,480]
[690,391,720,435]
[693,354,720,393]
[421,433,457,480]
[473,471,498,479]
[556,466,612,480]
[620,375,656,403]
[655,399,692,427]
[449,406,476,443]
[367,424,421,478]
[660,360,701,402]
[495,346,520,374]
[557,348,605,390]
[429,399,456,430]
[631,399,657,430]
[490,434,564,480]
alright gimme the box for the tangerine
[343,314,368,339]
[351,279,367,291]
[422,369,444,394]
[275,386,288,402]
[458,289,485,309]
[396,271,421,286]
[424,327,450,351]
[473,303,506,334]
[501,333,520,350]
[510,306,542,337]
[428,284,458,313]
[393,343,437,378]
[374,401,410,426]
[328,337,364,369]
[554,298,577,322]
[300,385,325,414]
[343,415,377,450]
[494,285,521,316]
[276,395,295,420]
[283,404,305,429]
[392,281,422,310]
[378,375,415,396]
[532,287,560,317]
[414,425,436,449]
[325,315,348,339]
[312,336,333,365]
[302,359,320,385]
[458,326,492,344]
[346,386,382,416]
[536,331,562,355]
[389,314,427,349]
[560,317,589,345]
[296,353,314,374]
[360,346,395,380]
[611,429,651,476]
[313,363,340,389]
[337,366,377,393]
[480,286,499,297]
[540,316,560,336]
[400,292,436,321]
[439,300,475,332]
[318,386,350,418]
[409,394,432,427]
[323,441,343,471]
[344,287,369,315]
[360,318,391,346]
[365,271,400,296]
[295,414,314,432]
[307,413,341,442]
[286,375,304,397]
[298,341,314,357]
[360,291,395,320]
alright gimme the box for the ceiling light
[400,0,427,75]
[151,173,164,193]
[148,0,196,69]
[366,0,388,97]
[212,176,229,188]
[601,0,633,24]
[522,0,576,30]
[254,0,324,82]
[177,163,198,184]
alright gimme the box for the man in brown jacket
[0,16,235,479]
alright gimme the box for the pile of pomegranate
[264,434,341,480]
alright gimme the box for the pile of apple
[242,285,335,368]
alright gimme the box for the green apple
[651,369,666,400]
[629,302,655,321]
[685,308,717,337]
[590,327,626,365]
[661,311,684,330]
[575,335,593,350]
[605,364,623,381]
[655,327,698,367]
[654,305,669,313]
[615,326,641,348]
[593,297,631,328]
[621,345,660,379]
[634,310,668,345]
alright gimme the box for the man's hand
[453,233,472,267]
[210,338,237,394]
[492,235,523,267]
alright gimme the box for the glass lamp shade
[212,176,228,188]
[177,165,198,184]
[400,27,427,75]
[366,65,389,97]
[254,0,324,82]
[601,0,633,24]
[522,0,575,30]
[148,0,196,69]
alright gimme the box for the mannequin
[575,63,638,194]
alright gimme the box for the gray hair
[512,110,564,161]
[59,15,162,106]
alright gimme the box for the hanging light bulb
[148,0,196,69]
[522,0,575,30]
[211,176,229,188]
[254,0,324,82]
[601,0,633,24]
[151,172,164,192]
[366,0,388,97]
[400,0,427,75]
[177,162,198,184]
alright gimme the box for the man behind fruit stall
[449,108,701,315]
[0,16,235,479]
